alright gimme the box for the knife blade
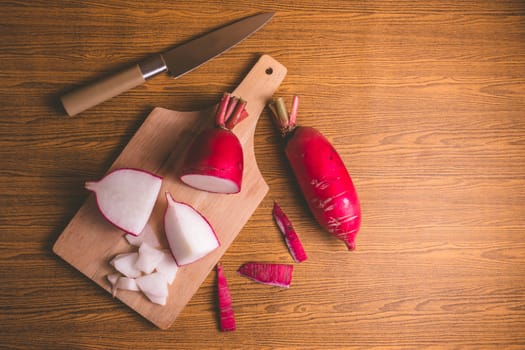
[60,12,274,116]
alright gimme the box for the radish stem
[225,99,247,129]
[216,93,231,127]
[289,95,299,127]
[223,97,239,125]
[274,97,289,128]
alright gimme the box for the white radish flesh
[110,252,141,278]
[116,277,139,292]
[85,168,162,235]
[164,192,219,266]
[135,243,165,274]
[136,272,169,305]
[125,223,161,248]
[156,251,179,284]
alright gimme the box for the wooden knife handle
[60,64,146,116]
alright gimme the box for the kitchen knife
[60,12,274,116]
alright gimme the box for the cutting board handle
[229,54,287,145]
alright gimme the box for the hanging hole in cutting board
[265,67,273,75]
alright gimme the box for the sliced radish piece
[116,276,139,292]
[85,168,162,235]
[135,242,165,274]
[217,264,236,332]
[110,252,141,278]
[136,272,168,297]
[125,223,161,248]
[147,295,168,306]
[273,202,308,263]
[156,250,179,284]
[164,192,219,266]
[107,273,120,295]
[107,273,120,286]
[238,263,294,288]
[136,272,169,305]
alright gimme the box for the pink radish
[164,192,219,266]
[268,96,362,250]
[180,93,249,194]
[216,264,236,332]
[85,168,162,236]
[272,202,307,263]
[238,263,293,288]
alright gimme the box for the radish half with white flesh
[164,192,219,266]
[180,93,249,194]
[85,168,162,236]
[268,96,362,250]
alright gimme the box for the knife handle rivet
[265,67,273,75]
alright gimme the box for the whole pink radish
[268,96,361,250]
[180,93,249,194]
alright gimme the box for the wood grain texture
[1,0,524,348]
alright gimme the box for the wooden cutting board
[53,54,287,329]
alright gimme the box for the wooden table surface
[1,1,524,349]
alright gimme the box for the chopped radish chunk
[136,243,165,274]
[125,223,161,247]
[164,192,219,266]
[136,272,169,305]
[85,168,162,235]
[238,263,293,288]
[116,276,139,292]
[107,273,120,286]
[273,202,308,263]
[156,251,179,284]
[147,295,168,306]
[110,252,141,278]
[216,264,236,332]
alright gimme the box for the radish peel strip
[273,201,308,263]
[238,263,293,288]
[216,264,236,332]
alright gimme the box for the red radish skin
[180,128,243,194]
[216,264,236,332]
[272,202,308,263]
[238,263,293,288]
[268,97,361,250]
[180,93,249,194]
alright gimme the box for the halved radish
[180,93,249,194]
[164,192,219,266]
[85,168,162,236]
